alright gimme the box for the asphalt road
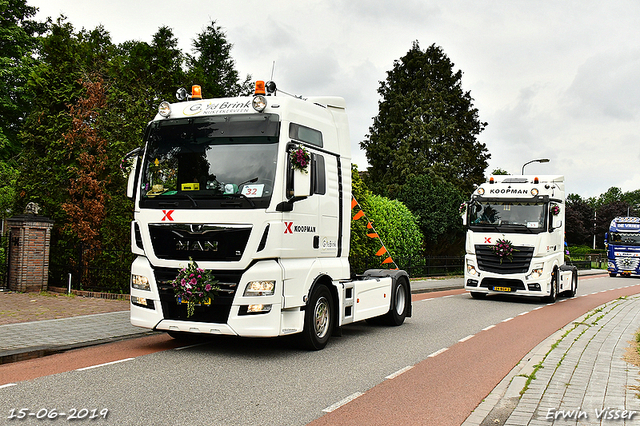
[1,274,637,426]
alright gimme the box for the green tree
[566,193,595,246]
[361,41,489,197]
[491,168,509,175]
[0,0,48,160]
[185,21,251,98]
[397,174,465,255]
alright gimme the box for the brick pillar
[7,215,54,292]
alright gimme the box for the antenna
[270,61,276,81]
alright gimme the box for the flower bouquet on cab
[290,146,311,173]
[172,258,220,318]
[491,239,517,264]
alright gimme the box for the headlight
[527,265,544,280]
[132,274,150,291]
[158,101,171,117]
[466,261,478,276]
[252,95,267,112]
[244,280,276,296]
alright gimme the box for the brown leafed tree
[61,76,110,250]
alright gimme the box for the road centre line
[76,358,134,371]
[385,366,414,380]
[322,392,364,413]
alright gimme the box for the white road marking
[458,335,475,343]
[385,366,414,380]
[322,392,364,413]
[0,383,17,389]
[76,358,134,371]
[482,324,495,331]
[428,348,449,358]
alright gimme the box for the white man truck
[125,82,411,350]
[462,175,578,301]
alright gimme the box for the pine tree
[361,42,489,197]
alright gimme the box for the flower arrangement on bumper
[290,146,311,173]
[172,258,220,318]
[491,238,517,264]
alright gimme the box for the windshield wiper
[222,193,256,208]
[500,223,537,233]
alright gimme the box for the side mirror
[122,148,141,199]
[292,169,311,198]
[460,202,468,226]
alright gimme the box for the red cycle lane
[309,282,640,426]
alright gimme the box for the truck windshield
[469,201,546,232]
[140,114,280,209]
[610,233,640,246]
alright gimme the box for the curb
[0,331,156,366]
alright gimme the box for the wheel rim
[313,296,330,339]
[394,284,406,315]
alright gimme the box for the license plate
[176,297,211,306]
[493,286,511,292]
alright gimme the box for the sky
[29,0,640,199]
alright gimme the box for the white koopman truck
[461,175,578,302]
[125,82,411,350]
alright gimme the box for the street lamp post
[521,158,550,175]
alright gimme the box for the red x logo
[162,210,174,221]
[284,222,293,234]
[484,237,491,244]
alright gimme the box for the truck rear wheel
[380,277,410,326]
[299,285,333,350]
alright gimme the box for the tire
[380,277,410,326]
[542,270,558,303]
[470,292,486,299]
[566,270,577,298]
[299,285,334,351]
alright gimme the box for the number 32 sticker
[241,184,264,198]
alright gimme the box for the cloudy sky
[30,0,640,198]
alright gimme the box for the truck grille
[615,257,640,271]
[475,245,534,274]
[149,224,251,261]
[154,267,240,323]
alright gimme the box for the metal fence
[350,255,465,277]
[0,234,10,288]
[49,242,133,294]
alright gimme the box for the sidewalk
[464,292,640,425]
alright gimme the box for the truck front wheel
[299,285,334,350]
[542,271,558,303]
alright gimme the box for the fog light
[244,280,275,296]
[239,304,272,315]
[466,279,478,287]
[131,296,155,309]
[527,283,541,291]
[132,274,150,291]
